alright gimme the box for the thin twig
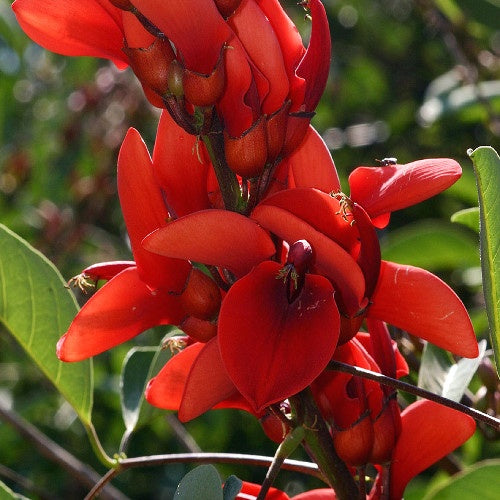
[328,360,500,430]
[0,400,128,500]
[165,414,202,453]
[85,452,323,499]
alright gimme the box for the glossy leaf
[418,340,486,402]
[175,464,223,500]
[381,220,479,271]
[0,224,93,424]
[469,146,500,375]
[423,460,500,500]
[451,207,480,232]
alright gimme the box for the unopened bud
[180,269,221,320]
[167,60,185,98]
[333,416,374,467]
[266,102,290,163]
[224,116,267,178]
[179,316,217,343]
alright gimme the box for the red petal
[390,400,475,499]
[79,261,136,281]
[285,126,341,193]
[349,158,462,219]
[57,268,184,362]
[228,0,289,115]
[143,209,276,277]
[251,203,365,315]
[118,128,190,291]
[238,481,290,499]
[12,0,128,69]
[293,0,331,112]
[292,489,336,499]
[130,0,231,74]
[153,111,211,218]
[219,261,339,412]
[369,261,478,358]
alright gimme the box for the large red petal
[143,209,276,277]
[12,0,128,69]
[57,268,184,362]
[218,261,340,412]
[369,261,478,358]
[390,400,475,499]
[285,126,341,193]
[349,158,461,219]
[118,128,190,291]
[153,111,211,218]
[130,0,231,74]
[251,204,365,315]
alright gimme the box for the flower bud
[265,102,290,163]
[183,49,226,107]
[180,268,221,320]
[224,116,267,178]
[333,416,374,467]
[179,316,217,343]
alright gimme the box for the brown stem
[328,360,500,430]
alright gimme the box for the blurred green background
[0,0,499,498]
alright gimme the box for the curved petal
[143,209,276,277]
[349,158,462,219]
[251,204,365,315]
[292,489,336,499]
[238,481,290,499]
[219,261,340,412]
[118,127,191,291]
[228,0,289,114]
[390,400,476,499]
[292,0,331,112]
[153,111,211,218]
[285,126,341,193]
[12,0,128,69]
[57,268,184,362]
[369,261,478,358]
[130,0,231,74]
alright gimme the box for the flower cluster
[13,1,479,498]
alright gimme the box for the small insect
[376,157,398,166]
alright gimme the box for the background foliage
[0,0,499,498]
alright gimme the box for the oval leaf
[175,465,223,500]
[0,224,92,424]
[423,460,500,500]
[469,146,500,375]
[451,207,480,233]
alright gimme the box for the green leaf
[120,344,171,433]
[222,475,243,500]
[175,465,223,500]
[0,480,29,500]
[381,220,479,270]
[423,460,500,499]
[451,207,480,232]
[0,224,92,424]
[469,146,500,376]
[419,341,486,402]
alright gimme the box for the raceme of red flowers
[12,1,480,498]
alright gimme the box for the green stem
[290,389,359,500]
[84,422,117,469]
[201,131,243,213]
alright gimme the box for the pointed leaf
[0,224,92,425]
[120,345,171,432]
[469,146,500,375]
[423,460,500,500]
[451,207,480,233]
[175,465,223,500]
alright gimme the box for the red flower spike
[57,267,185,362]
[142,209,276,278]
[349,158,462,221]
[12,0,128,69]
[285,126,341,193]
[228,0,289,115]
[292,0,331,113]
[118,128,191,291]
[130,0,231,74]
[152,111,211,218]
[218,261,340,412]
[369,261,479,358]
[224,116,268,178]
[251,203,365,315]
[389,400,476,499]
